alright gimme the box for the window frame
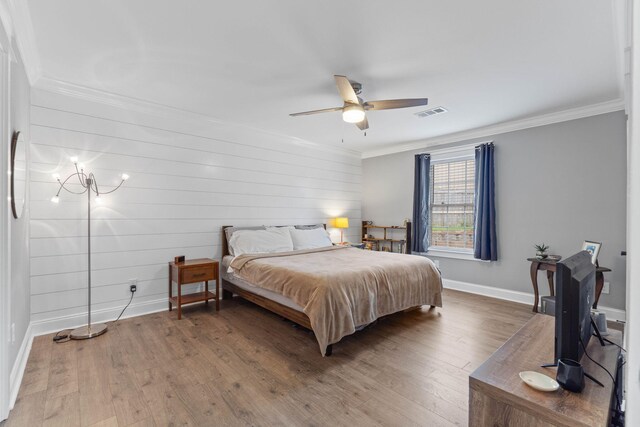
[426,144,477,258]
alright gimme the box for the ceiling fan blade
[289,106,343,117]
[334,75,360,104]
[356,116,369,131]
[363,98,428,110]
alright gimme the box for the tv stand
[469,314,622,427]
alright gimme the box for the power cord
[579,336,619,409]
[113,289,135,323]
[601,336,626,353]
[53,287,135,344]
[52,329,72,343]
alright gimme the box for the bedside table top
[169,258,218,268]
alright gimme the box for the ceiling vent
[415,106,448,118]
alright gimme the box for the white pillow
[290,227,333,250]
[229,227,294,256]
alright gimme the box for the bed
[220,225,443,356]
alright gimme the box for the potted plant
[534,243,550,260]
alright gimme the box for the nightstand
[168,258,219,319]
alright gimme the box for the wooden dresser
[469,314,621,427]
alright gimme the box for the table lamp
[335,217,349,243]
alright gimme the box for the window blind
[430,158,475,250]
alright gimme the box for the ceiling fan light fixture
[342,104,365,123]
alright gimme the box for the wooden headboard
[221,224,327,259]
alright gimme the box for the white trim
[0,0,40,85]
[422,250,484,262]
[612,0,629,111]
[362,99,626,159]
[0,1,13,49]
[426,141,479,163]
[625,0,639,423]
[8,323,31,410]
[0,39,10,422]
[442,278,627,322]
[30,297,169,337]
[34,77,361,160]
[426,140,478,161]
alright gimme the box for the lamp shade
[342,105,365,123]
[334,217,349,229]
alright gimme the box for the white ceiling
[26,0,622,153]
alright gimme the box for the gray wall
[363,111,627,310]
[8,43,31,370]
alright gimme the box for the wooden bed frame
[220,225,328,352]
[219,224,432,356]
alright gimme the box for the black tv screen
[554,251,596,363]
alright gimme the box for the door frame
[0,28,10,421]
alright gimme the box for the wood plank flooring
[5,289,533,426]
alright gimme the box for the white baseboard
[9,323,33,410]
[442,279,627,322]
[30,297,169,337]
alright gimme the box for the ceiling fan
[289,75,428,131]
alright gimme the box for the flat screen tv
[554,250,596,363]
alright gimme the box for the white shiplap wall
[29,86,362,333]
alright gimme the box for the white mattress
[221,255,304,312]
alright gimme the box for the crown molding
[361,98,626,159]
[35,77,362,160]
[0,0,41,85]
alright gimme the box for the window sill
[420,248,487,262]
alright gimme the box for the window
[429,154,475,252]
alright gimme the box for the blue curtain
[412,153,431,253]
[474,143,497,260]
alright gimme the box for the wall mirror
[10,131,26,219]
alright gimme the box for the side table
[168,258,219,319]
[527,257,611,312]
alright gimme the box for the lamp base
[70,323,108,340]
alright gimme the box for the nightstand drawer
[181,266,215,283]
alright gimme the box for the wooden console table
[527,257,611,312]
[168,258,219,319]
[469,314,621,427]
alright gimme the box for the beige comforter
[229,246,442,355]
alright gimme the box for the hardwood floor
[5,289,533,426]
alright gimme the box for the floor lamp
[51,156,129,339]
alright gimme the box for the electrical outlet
[128,278,138,293]
[602,281,610,295]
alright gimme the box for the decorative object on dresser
[169,258,219,319]
[50,156,129,339]
[533,243,549,259]
[333,217,349,243]
[361,220,412,254]
[581,240,602,265]
[9,131,27,219]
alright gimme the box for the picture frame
[581,240,602,265]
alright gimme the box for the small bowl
[519,371,560,392]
